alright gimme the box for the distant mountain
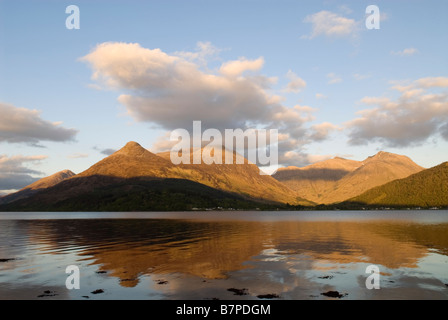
[0,169,75,205]
[344,162,448,208]
[0,142,311,211]
[273,151,424,204]
[273,157,361,203]
[323,151,424,204]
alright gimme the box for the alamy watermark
[169,121,278,175]
[65,5,379,31]
[65,265,80,289]
[366,5,380,30]
[66,5,80,30]
[365,264,380,289]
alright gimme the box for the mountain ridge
[0,141,311,210]
[1,144,443,211]
[343,162,448,208]
[273,151,424,204]
[0,169,75,205]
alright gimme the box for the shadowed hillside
[273,157,361,203]
[0,142,312,211]
[0,176,280,211]
[0,170,75,205]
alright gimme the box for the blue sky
[0,0,447,192]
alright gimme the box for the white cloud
[175,41,221,68]
[346,77,448,147]
[315,93,327,99]
[81,42,335,166]
[150,131,179,153]
[0,102,78,145]
[353,73,371,81]
[360,96,394,106]
[303,10,357,39]
[309,122,340,141]
[284,70,307,93]
[416,77,448,88]
[279,151,311,167]
[219,57,264,78]
[0,154,47,190]
[67,153,89,159]
[81,42,275,131]
[391,48,419,56]
[327,73,342,84]
[338,5,353,15]
[279,151,335,168]
[307,154,334,164]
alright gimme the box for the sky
[0,0,448,193]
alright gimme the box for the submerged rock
[318,275,334,279]
[156,279,168,285]
[321,291,347,298]
[91,289,104,294]
[227,288,249,295]
[37,290,57,298]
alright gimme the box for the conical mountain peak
[77,141,174,179]
[124,141,142,148]
[115,141,148,156]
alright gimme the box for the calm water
[0,211,447,300]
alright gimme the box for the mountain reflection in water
[1,211,447,299]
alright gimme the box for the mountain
[0,142,311,211]
[76,141,175,179]
[343,162,448,208]
[2,177,275,211]
[0,169,75,205]
[323,151,424,204]
[3,143,431,211]
[157,147,311,205]
[273,151,424,204]
[273,157,362,203]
